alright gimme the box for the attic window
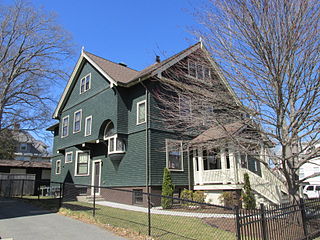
[188,60,211,80]
[80,73,91,94]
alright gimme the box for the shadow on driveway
[0,198,126,240]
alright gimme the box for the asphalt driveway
[0,198,127,240]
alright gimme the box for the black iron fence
[236,199,320,240]
[1,179,320,240]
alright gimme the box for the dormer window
[103,121,125,155]
[188,60,210,80]
[80,73,91,94]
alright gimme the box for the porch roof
[191,121,246,144]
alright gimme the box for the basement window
[133,189,143,204]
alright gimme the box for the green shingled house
[48,42,287,206]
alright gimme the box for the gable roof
[84,51,138,84]
[53,41,239,118]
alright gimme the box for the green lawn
[21,197,235,240]
[61,201,235,240]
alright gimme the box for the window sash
[166,140,183,171]
[80,74,91,93]
[65,152,73,163]
[56,160,61,174]
[62,116,69,137]
[137,101,146,124]
[76,152,89,175]
[74,111,82,132]
[85,116,92,136]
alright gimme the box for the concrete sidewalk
[92,200,235,218]
[0,198,127,240]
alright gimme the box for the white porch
[192,146,287,205]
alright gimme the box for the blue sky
[2,0,202,145]
[13,0,200,71]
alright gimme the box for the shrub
[219,191,238,207]
[193,191,205,204]
[161,168,174,209]
[180,189,193,206]
[242,173,256,209]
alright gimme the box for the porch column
[259,143,266,179]
[198,147,204,185]
[192,149,198,185]
[220,148,228,184]
[228,145,237,184]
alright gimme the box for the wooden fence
[0,173,35,197]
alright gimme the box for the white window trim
[73,109,82,133]
[55,160,61,174]
[65,151,73,163]
[80,73,91,94]
[105,134,126,154]
[61,115,69,138]
[166,139,184,172]
[74,150,90,176]
[136,100,147,125]
[84,115,92,137]
[187,59,210,80]
[91,159,102,196]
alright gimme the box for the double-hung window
[76,151,90,175]
[65,152,73,163]
[56,160,61,174]
[85,116,92,136]
[80,73,91,94]
[188,60,211,80]
[137,100,146,124]
[166,139,183,171]
[61,116,69,137]
[73,110,82,133]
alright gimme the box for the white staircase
[240,168,288,205]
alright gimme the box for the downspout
[139,78,150,196]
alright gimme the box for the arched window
[103,121,114,139]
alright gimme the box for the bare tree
[0,1,74,155]
[0,1,73,131]
[154,0,320,203]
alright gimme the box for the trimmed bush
[181,189,193,206]
[161,168,175,209]
[242,173,256,209]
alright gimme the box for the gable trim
[53,51,118,119]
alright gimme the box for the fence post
[235,206,241,240]
[37,182,40,200]
[147,193,151,236]
[8,179,12,197]
[21,179,25,198]
[93,186,96,218]
[300,198,308,238]
[260,203,268,240]
[58,182,63,209]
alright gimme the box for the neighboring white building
[299,143,320,184]
[12,129,51,162]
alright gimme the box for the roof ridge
[84,50,139,72]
